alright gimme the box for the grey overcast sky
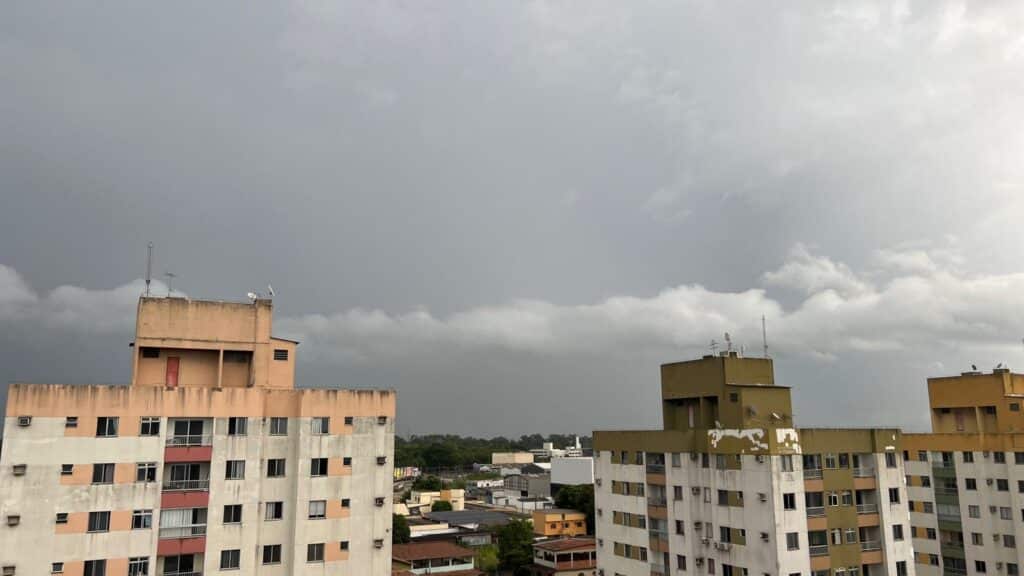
[3,1,1024,437]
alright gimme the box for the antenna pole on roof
[145,242,153,296]
[762,314,769,358]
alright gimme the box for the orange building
[533,508,588,537]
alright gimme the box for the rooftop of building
[534,537,597,552]
[423,510,514,526]
[392,541,476,561]
[536,508,585,516]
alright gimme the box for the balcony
[163,572,202,576]
[159,524,207,539]
[166,435,212,447]
[853,468,874,478]
[804,469,823,480]
[809,545,829,557]
[649,564,668,576]
[861,540,881,551]
[856,503,878,514]
[806,506,825,518]
[163,479,209,492]
[646,464,665,474]
[648,496,667,508]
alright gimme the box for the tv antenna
[724,332,733,352]
[145,242,153,296]
[709,339,719,355]
[164,272,177,296]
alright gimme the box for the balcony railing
[646,464,666,474]
[649,564,668,576]
[856,503,878,514]
[804,469,823,479]
[166,435,212,447]
[933,461,955,468]
[163,572,202,576]
[809,544,829,556]
[159,524,207,539]
[163,479,210,491]
[861,540,881,551]
[648,496,667,508]
[806,506,825,517]
[943,569,967,576]
[853,468,875,478]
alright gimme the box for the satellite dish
[247,292,258,301]
[268,284,275,298]
[972,364,978,371]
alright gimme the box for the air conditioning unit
[984,451,991,459]
[373,539,384,549]
[997,562,1004,570]
[691,487,702,495]
[756,455,766,463]
[595,478,602,486]
[695,558,705,566]
[760,532,770,542]
[990,506,998,513]
[6,515,20,526]
[993,534,1001,542]
[716,542,732,551]
[701,537,711,545]
[377,416,387,425]
[758,492,767,502]
[694,521,703,529]
[16,416,30,427]
[11,465,25,477]
[690,453,699,461]
[376,456,387,465]
[1,566,14,576]
[987,478,994,485]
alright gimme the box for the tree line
[396,433,592,468]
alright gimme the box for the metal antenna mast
[145,242,153,296]
[164,272,176,296]
[762,315,769,358]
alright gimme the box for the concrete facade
[594,353,914,576]
[0,296,395,576]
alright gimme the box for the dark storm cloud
[3,1,1024,435]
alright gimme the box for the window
[969,505,980,518]
[342,456,352,466]
[888,488,900,503]
[309,500,326,519]
[52,562,64,574]
[56,512,68,524]
[718,490,729,506]
[828,492,839,506]
[1016,452,1024,465]
[963,451,974,463]
[896,562,907,576]
[141,347,160,358]
[223,504,242,524]
[139,417,159,436]
[921,476,931,487]
[311,417,329,435]
[838,453,850,468]
[307,543,325,563]
[1005,534,1016,548]
[1018,480,1024,493]
[998,478,1010,491]
[971,533,983,545]
[885,452,897,468]
[831,528,842,545]
[262,545,282,565]
[677,555,687,570]
[841,490,852,506]
[1001,506,1012,520]
[227,417,247,436]
[273,349,289,361]
[341,498,350,508]
[966,478,977,490]
[976,560,988,573]
[344,416,353,426]
[674,486,683,501]
[783,493,796,510]
[61,463,74,475]
[985,406,998,415]
[84,560,107,576]
[845,528,856,544]
[340,540,350,551]
[824,453,837,468]
[927,528,936,539]
[786,532,799,550]
[88,511,110,533]
[923,501,934,514]
[675,520,685,535]
[311,458,328,477]
[995,451,1006,463]
[96,417,118,437]
[65,416,78,428]
[225,460,245,480]
[267,459,286,477]
[1009,564,1019,576]
[671,453,681,467]
[265,501,283,520]
[780,454,793,471]
[269,417,287,435]
[892,524,904,541]
[92,463,114,484]
[131,509,152,529]
[136,462,156,483]
[127,558,148,576]
[220,549,240,570]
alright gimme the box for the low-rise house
[529,537,597,576]
[532,508,587,537]
[392,541,483,575]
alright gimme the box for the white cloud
[761,244,870,297]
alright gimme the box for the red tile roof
[392,541,476,561]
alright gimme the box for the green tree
[496,519,534,574]
[554,484,595,533]
[392,514,411,544]
[412,475,443,491]
[475,544,499,574]
[431,500,453,512]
